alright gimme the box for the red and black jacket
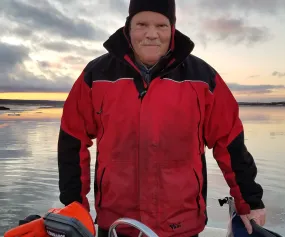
[58,26,264,237]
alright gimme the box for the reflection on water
[205,107,285,234]
[0,120,62,233]
[0,107,285,235]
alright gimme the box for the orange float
[4,202,95,237]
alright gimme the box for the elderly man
[57,0,266,236]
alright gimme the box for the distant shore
[0,99,64,109]
[0,106,10,110]
[238,101,285,106]
[0,99,285,110]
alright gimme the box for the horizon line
[1,98,285,105]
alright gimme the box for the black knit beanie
[128,0,176,25]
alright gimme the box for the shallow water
[205,107,285,235]
[0,106,284,236]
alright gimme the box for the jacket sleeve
[57,66,97,211]
[203,73,264,215]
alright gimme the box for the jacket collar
[103,26,195,74]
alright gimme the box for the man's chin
[141,55,161,65]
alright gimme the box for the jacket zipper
[137,72,148,221]
[193,168,201,211]
[96,101,105,208]
[96,100,104,145]
[138,101,142,221]
[195,95,202,155]
[94,151,99,194]
[98,167,106,207]
[122,55,180,222]
[188,83,202,155]
[144,70,150,85]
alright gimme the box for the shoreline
[1,100,285,121]
[238,102,285,106]
[0,99,285,110]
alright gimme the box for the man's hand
[240,208,266,234]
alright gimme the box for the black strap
[133,75,147,99]
[251,220,283,237]
[18,214,41,226]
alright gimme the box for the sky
[0,0,285,102]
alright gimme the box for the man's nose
[145,26,159,39]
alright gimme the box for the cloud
[37,61,52,69]
[272,71,285,77]
[0,16,34,40]
[0,42,29,70]
[0,42,73,92]
[13,27,34,38]
[0,0,112,93]
[198,0,285,14]
[0,43,29,64]
[176,0,284,47]
[228,83,285,94]
[0,43,30,72]
[70,0,128,19]
[60,56,85,65]
[201,17,270,45]
[41,41,106,56]
[93,0,128,18]
[41,42,75,52]
[0,71,73,93]
[0,0,108,41]
[0,0,284,95]
[248,75,260,78]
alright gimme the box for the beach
[0,105,285,236]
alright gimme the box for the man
[57,0,266,236]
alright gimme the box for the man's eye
[137,23,146,26]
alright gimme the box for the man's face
[129,11,172,66]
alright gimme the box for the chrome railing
[108,218,159,237]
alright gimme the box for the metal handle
[108,218,159,237]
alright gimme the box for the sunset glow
[0,92,68,101]
[0,1,285,101]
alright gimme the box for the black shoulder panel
[83,53,218,92]
[83,53,110,88]
[166,55,217,92]
[83,53,137,88]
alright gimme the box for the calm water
[0,106,284,236]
